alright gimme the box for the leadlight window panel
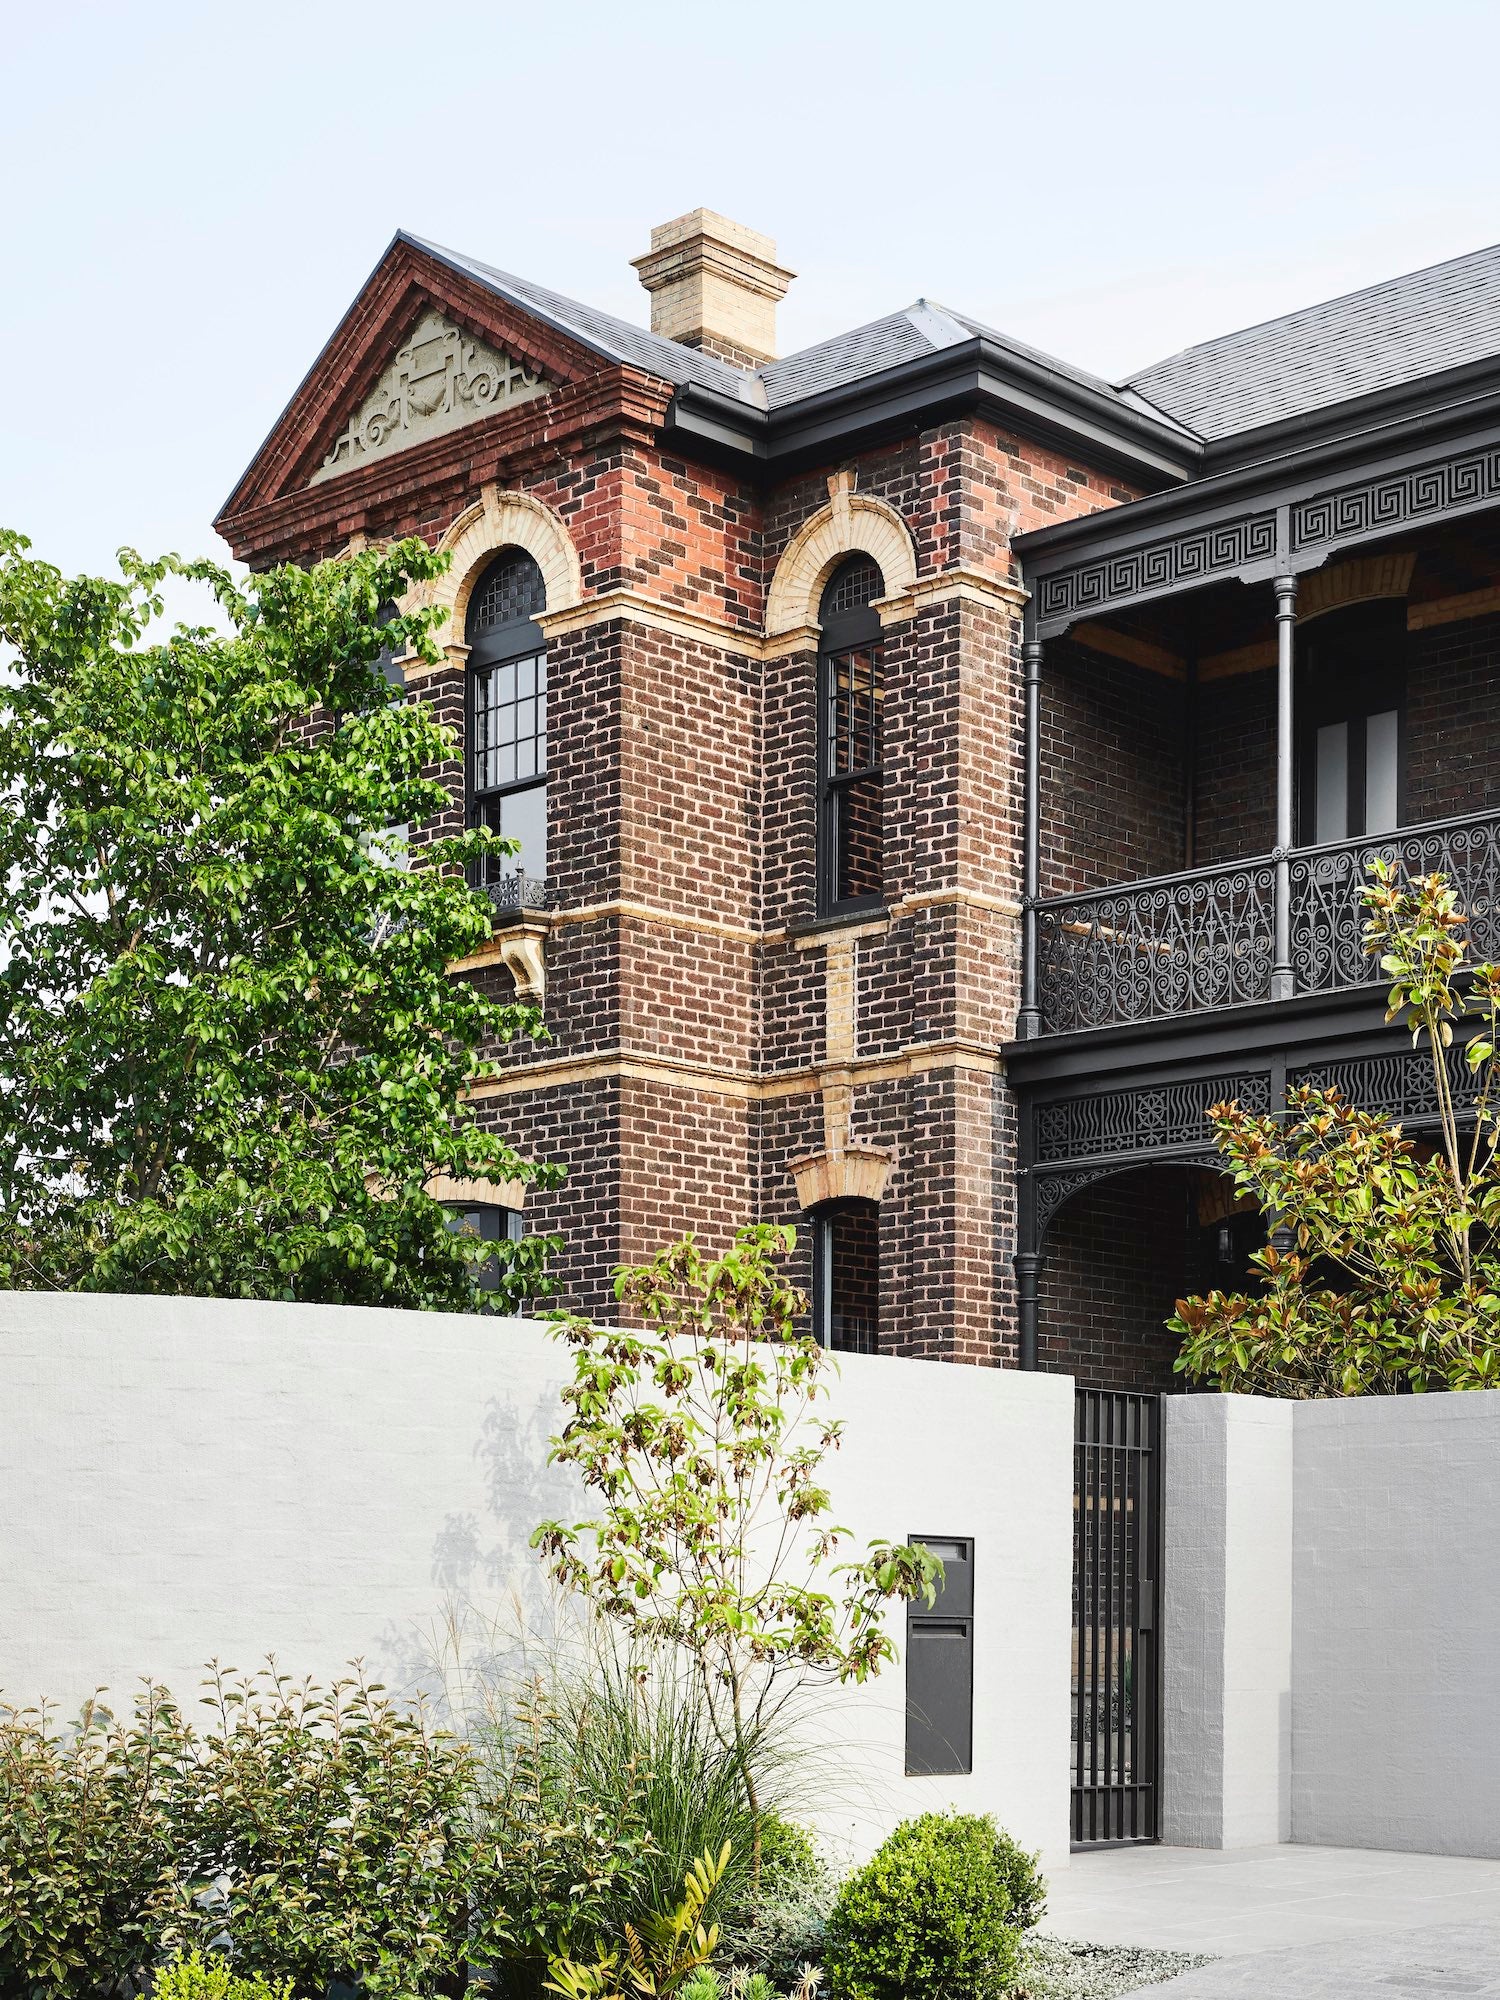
[820,555,883,620]
[467,550,546,638]
[443,1202,525,1298]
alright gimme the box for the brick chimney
[632,209,795,369]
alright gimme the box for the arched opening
[811,1195,880,1352]
[466,548,548,910]
[818,555,886,916]
[442,1199,525,1299]
[1038,1163,1259,1392]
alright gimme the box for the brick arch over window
[766,474,918,638]
[418,486,583,639]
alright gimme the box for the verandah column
[1017,613,1044,1041]
[1270,572,1299,1001]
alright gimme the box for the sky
[7,0,1500,602]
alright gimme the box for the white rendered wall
[0,1290,1075,1866]
[1160,1395,1294,1847]
[1291,1392,1500,1857]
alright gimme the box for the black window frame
[812,1196,880,1354]
[442,1201,525,1299]
[817,558,886,918]
[465,550,549,911]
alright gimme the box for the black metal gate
[1072,1388,1161,1844]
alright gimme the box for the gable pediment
[310,307,552,485]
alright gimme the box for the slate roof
[1123,241,1500,441]
[408,234,765,405]
[412,233,1149,422]
[416,230,1500,447]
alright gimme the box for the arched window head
[813,1197,880,1353]
[820,555,884,624]
[818,556,886,916]
[466,549,547,655]
[466,547,549,910]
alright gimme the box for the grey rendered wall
[1160,1395,1294,1847]
[0,1290,1075,1865]
[1291,1392,1500,1857]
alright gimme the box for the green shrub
[151,1952,294,1999]
[989,1826,1046,1933]
[468,1651,811,1976]
[0,1684,192,1999]
[823,1813,1034,2000]
[725,1816,835,1986]
[173,1663,475,1996]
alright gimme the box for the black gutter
[669,338,1203,489]
[1016,371,1500,570]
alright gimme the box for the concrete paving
[1043,1841,1500,1959]
[1130,1919,1500,1995]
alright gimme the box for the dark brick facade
[216,232,1500,1390]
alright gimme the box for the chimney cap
[632,208,795,367]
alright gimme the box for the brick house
[218,215,1500,1390]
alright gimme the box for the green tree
[1172,862,1500,1394]
[531,1226,941,1884]
[0,530,559,1308]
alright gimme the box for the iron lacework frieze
[1291,442,1500,554]
[1289,1044,1479,1126]
[1035,1072,1274,1164]
[1035,512,1276,635]
[1026,1044,1475,1241]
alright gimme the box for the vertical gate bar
[1096,1400,1104,1824]
[1149,1392,1163,1839]
[1103,1392,1116,1836]
[1072,1400,1084,1841]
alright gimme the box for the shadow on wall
[374,1383,586,1707]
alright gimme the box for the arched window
[817,556,885,915]
[812,1197,880,1353]
[466,549,548,910]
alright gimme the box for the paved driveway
[1044,1842,1500,1959]
[1130,1918,1500,1995]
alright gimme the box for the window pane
[1365,709,1399,833]
[836,774,883,903]
[498,783,547,881]
[471,651,548,807]
[820,1203,879,1354]
[827,645,882,777]
[1315,721,1349,844]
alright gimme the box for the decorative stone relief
[311,310,549,484]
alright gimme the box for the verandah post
[1271,571,1299,1001]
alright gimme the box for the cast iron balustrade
[1036,858,1277,1032]
[1290,811,1500,993]
[479,872,553,917]
[1034,807,1500,1034]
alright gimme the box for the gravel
[1009,1935,1216,1998]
